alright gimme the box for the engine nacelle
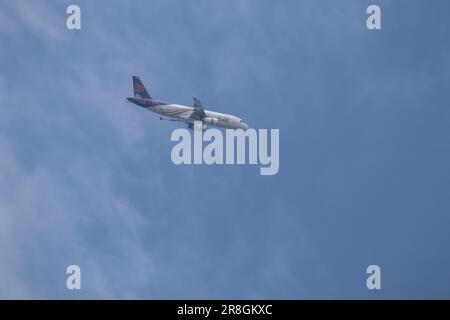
[202,117,218,126]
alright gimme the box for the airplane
[126,76,249,131]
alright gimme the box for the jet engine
[202,117,218,126]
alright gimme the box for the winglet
[193,97,203,108]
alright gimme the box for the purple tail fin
[132,76,152,99]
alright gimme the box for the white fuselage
[148,103,248,130]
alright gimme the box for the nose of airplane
[241,122,249,130]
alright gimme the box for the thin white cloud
[6,1,63,40]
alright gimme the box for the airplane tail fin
[132,76,152,99]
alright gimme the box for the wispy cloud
[1,0,450,299]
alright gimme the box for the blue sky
[0,0,450,299]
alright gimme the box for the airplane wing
[189,97,207,120]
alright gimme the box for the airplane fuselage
[127,97,248,130]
